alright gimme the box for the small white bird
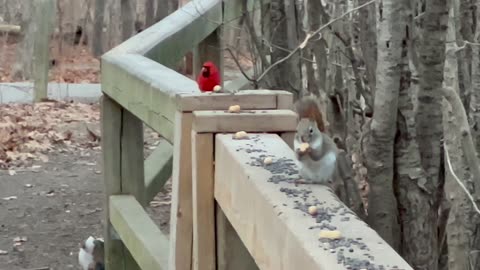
[78,236,104,270]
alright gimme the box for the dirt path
[0,100,172,270]
[0,149,171,270]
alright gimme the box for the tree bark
[441,6,478,270]
[145,0,155,27]
[394,3,441,266]
[471,0,480,153]
[358,0,377,93]
[364,0,408,251]
[411,1,449,267]
[92,0,106,57]
[261,0,303,97]
[11,1,34,80]
[121,0,135,41]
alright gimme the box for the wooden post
[32,0,55,102]
[216,205,259,270]
[192,132,215,270]
[101,95,141,270]
[121,110,146,207]
[169,112,194,270]
[193,27,224,87]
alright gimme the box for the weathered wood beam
[216,204,259,270]
[101,53,199,142]
[192,110,297,133]
[144,140,173,203]
[101,96,140,270]
[191,132,216,270]
[121,110,146,207]
[0,24,21,34]
[169,112,194,270]
[110,195,170,270]
[175,90,290,112]
[106,0,222,68]
[214,133,413,270]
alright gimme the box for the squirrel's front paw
[295,148,305,160]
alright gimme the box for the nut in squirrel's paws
[299,143,310,153]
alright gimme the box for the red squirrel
[293,96,338,184]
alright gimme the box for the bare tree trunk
[11,1,34,80]
[358,0,377,93]
[393,2,441,266]
[456,0,475,107]
[440,6,477,270]
[471,0,480,153]
[145,0,155,27]
[92,0,105,57]
[260,0,302,97]
[121,0,135,40]
[364,0,408,251]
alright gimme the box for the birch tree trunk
[393,2,439,268]
[471,0,480,153]
[358,0,377,93]
[364,0,408,250]
[408,1,449,268]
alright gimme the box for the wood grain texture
[214,133,413,270]
[191,132,216,270]
[192,110,297,133]
[175,90,280,112]
[168,112,194,270]
[110,195,169,270]
[101,95,138,270]
[144,140,174,203]
[216,204,259,270]
[121,110,146,206]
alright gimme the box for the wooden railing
[100,1,413,270]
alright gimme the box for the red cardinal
[197,61,221,92]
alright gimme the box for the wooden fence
[100,0,413,269]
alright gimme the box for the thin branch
[444,143,480,215]
[224,47,255,82]
[255,0,377,83]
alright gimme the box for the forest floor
[0,35,254,270]
[0,101,172,270]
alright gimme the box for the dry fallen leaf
[2,196,17,201]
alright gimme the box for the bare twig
[255,0,377,83]
[444,143,480,215]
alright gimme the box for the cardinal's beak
[201,66,207,72]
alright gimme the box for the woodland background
[1,0,480,270]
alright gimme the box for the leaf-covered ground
[0,101,172,269]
